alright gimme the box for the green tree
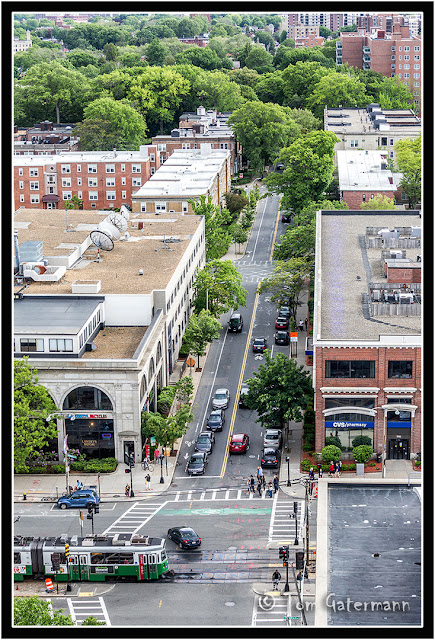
[274,46,331,71]
[228,67,260,87]
[195,70,245,111]
[181,310,222,366]
[127,66,190,134]
[14,358,58,473]
[224,192,249,215]
[282,61,333,108]
[322,38,340,61]
[254,30,276,54]
[321,445,342,464]
[193,260,247,317]
[66,49,98,68]
[232,224,249,252]
[146,39,169,66]
[319,26,333,38]
[395,135,421,208]
[176,46,225,71]
[190,195,233,260]
[352,445,374,463]
[14,596,74,625]
[244,352,312,429]
[361,194,397,210]
[351,435,372,448]
[76,98,147,150]
[245,45,274,72]
[265,131,338,212]
[325,436,344,450]
[141,405,193,450]
[103,42,119,61]
[285,108,322,133]
[377,76,416,110]
[259,257,312,322]
[307,73,370,118]
[228,101,300,171]
[254,70,285,104]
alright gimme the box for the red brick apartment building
[13,147,160,210]
[313,210,421,462]
[295,35,324,48]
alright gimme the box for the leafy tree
[14,47,65,71]
[193,260,247,317]
[377,76,416,110]
[274,46,332,71]
[321,445,342,463]
[176,18,197,38]
[146,39,169,66]
[259,257,312,322]
[174,376,194,405]
[228,67,260,87]
[232,224,249,252]
[127,66,190,134]
[176,46,225,71]
[228,101,300,171]
[282,61,333,108]
[352,445,374,463]
[181,310,222,366]
[254,30,276,54]
[76,98,147,150]
[244,352,312,429]
[141,404,193,450]
[307,73,370,118]
[119,51,144,67]
[195,70,245,111]
[14,358,58,473]
[69,195,83,209]
[224,192,249,215]
[394,135,421,208]
[285,108,322,133]
[265,131,338,212]
[66,49,98,68]
[254,70,285,104]
[103,42,119,61]
[361,194,397,210]
[351,435,372,448]
[245,45,274,72]
[319,26,333,38]
[14,596,74,625]
[190,195,233,260]
[322,38,340,61]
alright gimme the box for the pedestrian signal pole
[279,545,290,592]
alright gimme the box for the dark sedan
[167,527,201,550]
[206,409,225,432]
[194,434,213,454]
[261,447,280,468]
[278,306,291,318]
[281,213,292,223]
[253,337,267,353]
[186,452,208,475]
[275,330,290,345]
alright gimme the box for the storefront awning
[42,194,60,202]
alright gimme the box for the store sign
[325,421,374,430]
[82,439,98,447]
[101,433,112,439]
[67,414,109,419]
[290,332,298,343]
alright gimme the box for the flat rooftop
[13,209,202,295]
[316,210,421,341]
[14,297,102,333]
[81,326,148,359]
[328,484,421,625]
[336,150,401,191]
[325,106,421,135]
[13,149,151,167]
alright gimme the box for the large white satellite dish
[90,229,114,251]
[106,212,128,233]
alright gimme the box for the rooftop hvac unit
[171,129,180,137]
[19,240,43,262]
[390,250,403,259]
[372,289,381,301]
[399,293,414,304]
[410,226,421,238]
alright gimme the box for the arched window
[63,386,113,411]
[157,341,162,361]
[140,374,147,400]
[148,358,155,379]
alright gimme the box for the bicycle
[142,459,154,472]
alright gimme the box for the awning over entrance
[42,194,60,202]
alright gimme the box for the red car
[275,316,289,330]
[229,433,250,454]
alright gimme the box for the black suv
[228,313,243,333]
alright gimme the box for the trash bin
[376,454,382,464]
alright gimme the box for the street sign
[186,357,196,368]
[290,332,298,343]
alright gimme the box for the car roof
[231,433,246,441]
[209,409,222,415]
[231,313,241,318]
[265,429,280,435]
[264,447,278,454]
[215,388,228,393]
[199,431,212,437]
[191,452,205,458]
[254,337,265,341]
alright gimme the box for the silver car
[263,429,282,448]
[212,388,230,410]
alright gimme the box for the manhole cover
[248,455,256,459]
[113,494,120,498]
[172,484,178,487]
[225,602,236,607]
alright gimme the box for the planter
[195,367,202,372]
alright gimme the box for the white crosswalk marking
[171,488,277,502]
[268,496,304,542]
[67,597,110,626]
[102,502,165,535]
[252,594,289,627]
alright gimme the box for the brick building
[13,146,160,211]
[287,25,320,39]
[152,106,242,176]
[131,146,231,215]
[336,149,404,209]
[295,35,324,48]
[14,120,80,156]
[313,210,421,462]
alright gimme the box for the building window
[141,203,146,212]
[20,338,44,352]
[350,140,359,148]
[49,339,73,352]
[220,143,228,149]
[381,137,388,146]
[404,46,410,51]
[121,164,125,172]
[77,177,82,186]
[182,143,190,149]
[132,165,141,173]
[105,164,115,173]
[89,191,98,200]
[389,139,394,145]
[106,178,115,187]
[399,46,402,51]
[391,55,395,60]
[61,165,71,174]
[362,194,366,202]
[62,178,71,187]
[414,73,420,79]
[155,202,167,213]
[121,177,126,185]
[150,167,155,175]
[158,144,166,152]
[19,168,23,176]
[388,361,412,379]
[132,178,141,187]
[20,194,24,202]
[414,64,420,70]
[62,191,72,200]
[391,46,395,51]
[391,64,395,69]
[370,194,374,199]
[404,55,410,61]
[150,153,155,162]
[30,181,39,190]
[88,178,98,187]
[30,195,40,203]
[29,168,39,177]
[77,164,81,172]
[404,73,410,79]
[414,82,420,87]
[403,64,410,70]
[88,164,97,173]
[414,55,420,61]
[106,191,116,200]
[63,386,113,410]
[390,151,394,158]
[78,191,82,199]
[414,46,420,51]
[325,360,375,378]
[122,191,126,199]
[182,201,188,213]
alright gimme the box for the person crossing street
[272,569,281,590]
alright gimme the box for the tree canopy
[307,73,370,118]
[76,97,147,150]
[394,135,421,208]
[180,310,222,366]
[193,260,247,317]
[360,194,397,210]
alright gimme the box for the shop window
[149,358,155,379]
[324,398,375,409]
[63,386,113,410]
[140,374,147,399]
[325,360,375,378]
[20,338,44,352]
[388,361,412,378]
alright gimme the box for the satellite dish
[106,212,128,233]
[97,220,121,241]
[119,205,130,221]
[90,229,114,251]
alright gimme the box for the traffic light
[125,467,131,473]
[293,501,298,514]
[64,543,69,558]
[94,504,99,514]
[295,551,304,570]
[279,545,289,567]
[87,504,93,520]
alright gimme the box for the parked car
[276,162,285,171]
[228,312,243,333]
[239,382,249,407]
[229,433,250,454]
[281,213,292,223]
[253,337,267,353]
[206,409,225,432]
[275,330,290,345]
[167,527,201,550]
[212,388,230,410]
[194,433,213,454]
[261,447,280,468]
[263,429,282,448]
[275,316,289,330]
[186,452,208,475]
[278,306,290,318]
[198,431,215,446]
[57,489,100,510]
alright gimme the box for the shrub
[415,461,421,467]
[352,445,374,464]
[368,462,376,467]
[157,386,177,416]
[302,443,314,452]
[51,464,65,473]
[325,436,343,450]
[321,445,342,464]
[301,459,311,472]
[346,463,356,471]
[351,435,372,448]
[304,409,315,424]
[70,461,85,471]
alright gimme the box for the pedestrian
[68,485,74,494]
[144,476,148,491]
[298,320,304,331]
[335,461,340,478]
[261,475,266,489]
[338,460,342,475]
[257,480,263,497]
[304,317,308,330]
[154,449,160,461]
[328,462,334,477]
[268,481,273,498]
[309,467,315,481]
[273,474,279,493]
[319,466,323,478]
[248,475,255,494]
[125,483,130,497]
[76,480,83,490]
[145,473,151,490]
[272,569,281,590]
[256,466,263,480]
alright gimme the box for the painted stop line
[162,508,273,516]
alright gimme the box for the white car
[212,388,230,410]
[263,429,282,448]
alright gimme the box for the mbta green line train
[14,533,168,582]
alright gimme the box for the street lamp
[286,456,290,487]
[373,405,399,479]
[159,454,164,484]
